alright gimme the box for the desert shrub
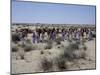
[12,43,18,52]
[12,33,20,43]
[12,46,18,52]
[41,58,53,72]
[23,39,36,52]
[45,44,52,49]
[47,40,53,45]
[83,44,87,51]
[79,43,87,51]
[18,42,25,47]
[76,40,81,45]
[56,57,66,70]
[55,38,62,45]
[72,50,86,59]
[20,54,25,60]
[62,42,86,59]
[69,43,79,50]
[83,45,87,51]
[40,51,44,54]
[45,40,53,49]
[62,43,80,60]
[82,39,86,43]
[24,44,33,52]
[68,39,72,42]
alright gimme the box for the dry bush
[41,58,53,72]
[81,44,87,51]
[24,44,34,52]
[12,46,18,52]
[69,43,79,50]
[12,32,20,43]
[72,50,86,59]
[79,42,87,51]
[76,40,81,45]
[40,50,44,54]
[62,42,86,60]
[55,38,62,45]
[63,43,79,59]
[56,57,66,70]
[22,39,36,52]
[45,40,53,49]
[12,43,18,52]
[82,39,86,43]
[45,44,52,49]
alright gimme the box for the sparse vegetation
[82,45,87,51]
[24,44,33,52]
[55,38,62,45]
[20,54,25,60]
[12,46,18,52]
[63,42,79,59]
[12,43,18,52]
[45,44,52,49]
[41,58,53,72]
[11,24,96,73]
[40,51,44,54]
[56,57,66,70]
[72,50,86,59]
[12,32,20,43]
[22,39,36,52]
[45,40,52,49]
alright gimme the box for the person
[62,29,66,41]
[36,32,40,43]
[32,31,36,43]
[44,32,48,42]
[76,29,81,41]
[51,31,56,41]
[41,32,45,43]
[65,30,69,40]
[88,29,93,40]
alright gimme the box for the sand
[11,25,96,74]
[11,39,96,74]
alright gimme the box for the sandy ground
[11,25,96,74]
[11,39,96,74]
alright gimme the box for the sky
[12,1,96,24]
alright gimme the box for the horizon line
[12,22,95,25]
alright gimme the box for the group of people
[31,26,96,43]
[13,26,96,44]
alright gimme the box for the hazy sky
[12,1,96,24]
